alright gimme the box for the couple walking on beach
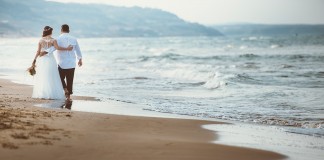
[29,24,82,101]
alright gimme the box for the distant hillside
[0,0,222,37]
[212,24,324,36]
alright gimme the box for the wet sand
[0,79,286,160]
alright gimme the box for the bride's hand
[67,45,73,51]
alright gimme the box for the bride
[30,26,72,100]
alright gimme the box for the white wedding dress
[32,38,65,100]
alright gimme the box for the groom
[56,24,82,100]
[43,24,82,100]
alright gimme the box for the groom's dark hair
[61,24,70,33]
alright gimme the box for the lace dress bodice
[39,38,55,55]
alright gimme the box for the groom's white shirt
[53,33,82,69]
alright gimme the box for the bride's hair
[42,26,53,37]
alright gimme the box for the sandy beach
[0,78,286,160]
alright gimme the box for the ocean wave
[143,107,324,134]
[103,77,151,81]
[229,73,261,85]
[137,53,222,62]
[268,54,324,61]
[176,82,206,87]
[239,53,260,58]
[238,54,324,61]
[203,72,229,89]
[297,71,324,78]
[280,64,295,68]
[120,52,324,64]
[152,64,231,90]
[270,44,283,49]
[253,118,324,131]
[284,127,324,137]
[238,62,261,69]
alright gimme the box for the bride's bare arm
[32,42,41,66]
[53,40,73,51]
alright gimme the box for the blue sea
[0,35,324,137]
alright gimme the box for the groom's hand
[67,45,73,51]
[78,59,82,67]
[39,51,48,57]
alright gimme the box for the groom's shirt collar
[61,33,69,36]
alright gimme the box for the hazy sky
[52,0,324,25]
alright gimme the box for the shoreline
[0,78,286,159]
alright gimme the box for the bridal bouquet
[27,59,36,76]
[27,66,36,76]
